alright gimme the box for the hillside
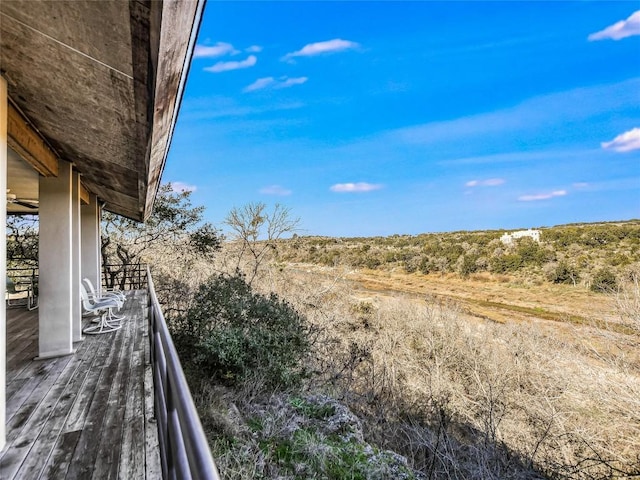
[276,220,640,290]
[136,207,640,479]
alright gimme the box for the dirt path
[288,264,633,335]
[284,262,640,372]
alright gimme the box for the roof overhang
[0,0,204,221]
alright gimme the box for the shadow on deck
[0,291,160,479]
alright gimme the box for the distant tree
[6,214,39,268]
[101,183,221,289]
[582,227,617,247]
[223,202,300,284]
[516,237,545,266]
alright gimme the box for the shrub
[609,253,631,267]
[516,237,545,266]
[403,257,420,273]
[546,261,580,285]
[591,268,618,293]
[363,255,382,269]
[457,254,479,277]
[418,256,433,274]
[490,253,522,273]
[171,271,311,389]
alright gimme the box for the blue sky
[165,1,640,237]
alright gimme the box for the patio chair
[81,284,123,334]
[82,278,125,318]
[6,276,37,310]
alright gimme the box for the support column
[71,170,82,342]
[81,194,101,296]
[1,76,9,451]
[98,204,103,295]
[38,160,73,358]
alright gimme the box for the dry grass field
[251,261,640,478]
[295,264,619,322]
[147,219,640,478]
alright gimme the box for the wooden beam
[7,103,58,177]
[80,182,90,205]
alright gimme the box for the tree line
[277,222,640,291]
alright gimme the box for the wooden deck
[0,291,161,479]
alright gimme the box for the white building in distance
[500,229,541,245]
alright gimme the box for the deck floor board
[0,291,160,480]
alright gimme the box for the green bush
[546,262,580,285]
[171,272,311,389]
[609,253,631,267]
[490,254,523,273]
[516,237,545,266]
[591,268,618,293]
[363,255,381,269]
[458,254,479,277]
[418,256,433,274]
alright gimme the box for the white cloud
[259,185,292,196]
[330,182,383,193]
[465,178,505,187]
[276,77,308,89]
[244,77,275,92]
[588,10,640,41]
[518,190,567,202]
[243,76,308,92]
[441,149,588,167]
[170,182,197,193]
[204,55,257,73]
[194,42,238,58]
[246,45,263,53]
[573,182,589,188]
[391,78,640,147]
[283,39,360,61]
[601,127,640,152]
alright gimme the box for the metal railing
[6,267,39,310]
[147,266,220,480]
[102,263,148,290]
[7,266,39,284]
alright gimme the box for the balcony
[1,271,219,479]
[1,291,159,478]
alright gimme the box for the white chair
[82,277,125,314]
[81,284,123,334]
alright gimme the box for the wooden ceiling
[0,0,204,221]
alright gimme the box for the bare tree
[223,202,300,284]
